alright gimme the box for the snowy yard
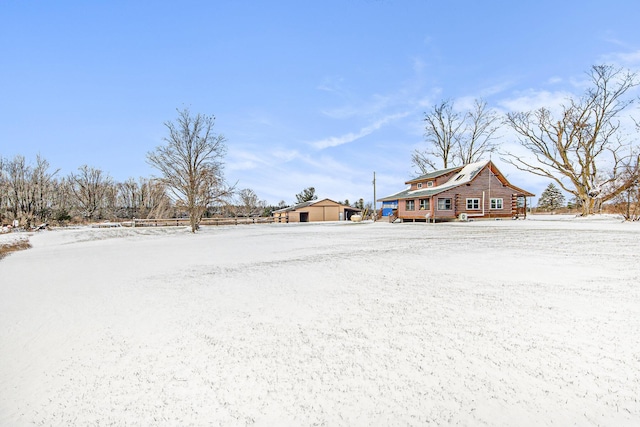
[1,216,639,426]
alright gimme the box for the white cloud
[227,147,276,171]
[227,160,258,172]
[452,96,476,112]
[319,105,359,120]
[320,93,397,120]
[272,149,300,162]
[412,56,426,74]
[311,112,410,149]
[600,49,640,67]
[317,76,347,94]
[497,89,573,114]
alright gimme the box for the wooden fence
[122,217,276,228]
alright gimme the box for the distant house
[378,160,535,222]
[272,198,362,223]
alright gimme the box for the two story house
[378,160,534,222]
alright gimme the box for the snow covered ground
[1,216,639,426]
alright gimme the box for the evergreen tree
[295,187,317,203]
[538,183,565,211]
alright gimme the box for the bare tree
[117,178,140,219]
[30,155,59,223]
[607,158,640,220]
[2,155,58,227]
[69,165,113,220]
[147,108,232,232]
[142,179,174,219]
[412,99,499,174]
[117,177,173,219]
[51,177,74,224]
[5,155,30,224]
[503,65,639,216]
[0,156,7,223]
[412,100,462,172]
[458,99,500,164]
[237,188,261,217]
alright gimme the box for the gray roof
[272,200,316,213]
[379,161,488,201]
[406,165,463,183]
[379,160,535,202]
[272,198,362,214]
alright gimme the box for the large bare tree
[412,100,462,172]
[147,108,232,232]
[503,65,639,216]
[412,99,499,173]
[458,99,501,164]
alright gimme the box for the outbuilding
[272,198,362,223]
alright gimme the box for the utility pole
[373,171,377,222]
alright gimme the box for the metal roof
[272,198,362,213]
[405,165,464,184]
[378,160,535,201]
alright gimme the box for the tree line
[0,156,174,228]
[0,152,292,231]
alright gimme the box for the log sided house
[272,198,362,223]
[378,160,534,222]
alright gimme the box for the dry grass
[0,239,32,260]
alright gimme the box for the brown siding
[409,171,459,191]
[397,198,434,221]
[308,206,340,221]
[447,168,517,218]
[288,212,301,222]
[273,199,352,222]
[397,168,519,221]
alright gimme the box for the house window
[419,199,430,210]
[427,181,434,187]
[417,183,423,188]
[490,198,503,209]
[406,200,415,211]
[437,198,452,210]
[466,198,480,210]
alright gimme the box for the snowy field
[1,216,639,426]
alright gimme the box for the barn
[272,199,362,223]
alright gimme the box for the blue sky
[2,0,640,206]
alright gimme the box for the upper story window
[427,181,434,187]
[466,198,480,210]
[490,198,503,209]
[417,183,423,188]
